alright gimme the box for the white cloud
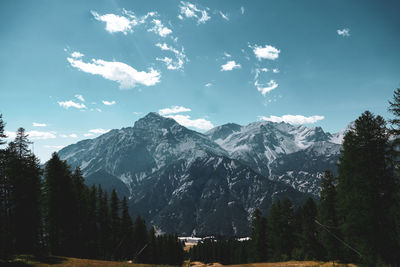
[58,100,87,109]
[165,114,213,130]
[241,6,245,15]
[75,94,85,102]
[159,106,191,115]
[205,83,213,87]
[91,10,135,35]
[102,100,116,106]
[223,52,231,58]
[179,1,211,24]
[60,133,78,138]
[259,115,325,125]
[254,68,269,79]
[44,145,65,150]
[84,133,94,137]
[71,51,84,58]
[67,54,161,89]
[337,28,350,37]
[155,43,187,70]
[272,68,280,73]
[255,80,278,95]
[133,111,142,115]
[89,128,111,134]
[251,44,280,60]
[221,60,241,71]
[27,131,57,140]
[33,122,47,127]
[4,130,56,140]
[219,11,229,21]
[148,19,172,37]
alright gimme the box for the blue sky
[1,0,399,162]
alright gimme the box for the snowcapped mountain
[205,121,342,195]
[58,112,346,235]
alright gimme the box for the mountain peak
[134,112,177,129]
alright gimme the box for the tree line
[0,121,184,265]
[190,89,400,266]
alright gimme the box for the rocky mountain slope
[58,112,345,235]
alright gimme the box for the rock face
[58,112,345,236]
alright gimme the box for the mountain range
[58,112,346,236]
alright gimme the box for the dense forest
[1,89,400,266]
[189,90,400,266]
[0,122,184,265]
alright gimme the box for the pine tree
[132,216,148,262]
[250,209,267,262]
[43,152,74,256]
[70,167,88,257]
[0,114,10,259]
[110,189,120,259]
[336,111,399,264]
[297,198,321,260]
[5,129,42,255]
[268,198,294,261]
[317,170,340,261]
[388,88,400,138]
[120,196,134,260]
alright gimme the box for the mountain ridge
[58,112,347,235]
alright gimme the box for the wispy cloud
[251,44,280,60]
[178,1,211,24]
[84,133,94,137]
[67,53,161,89]
[219,11,229,21]
[159,106,191,115]
[223,52,231,58]
[241,6,245,15]
[165,114,214,131]
[5,130,56,140]
[91,11,135,35]
[89,128,111,134]
[75,94,85,102]
[205,83,213,87]
[71,51,84,58]
[221,60,241,71]
[60,133,78,138]
[272,68,280,73]
[33,122,47,127]
[337,28,350,37]
[102,100,116,106]
[255,80,278,95]
[148,19,172,37]
[259,115,325,124]
[155,43,187,70]
[58,100,87,109]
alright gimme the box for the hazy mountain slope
[205,121,342,195]
[58,112,347,235]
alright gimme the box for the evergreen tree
[6,129,42,255]
[296,198,321,260]
[250,209,267,262]
[43,152,74,256]
[337,111,399,265]
[268,198,294,261]
[388,88,400,138]
[70,167,88,257]
[132,216,148,262]
[119,196,134,259]
[317,170,340,261]
[110,189,120,259]
[0,115,11,259]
